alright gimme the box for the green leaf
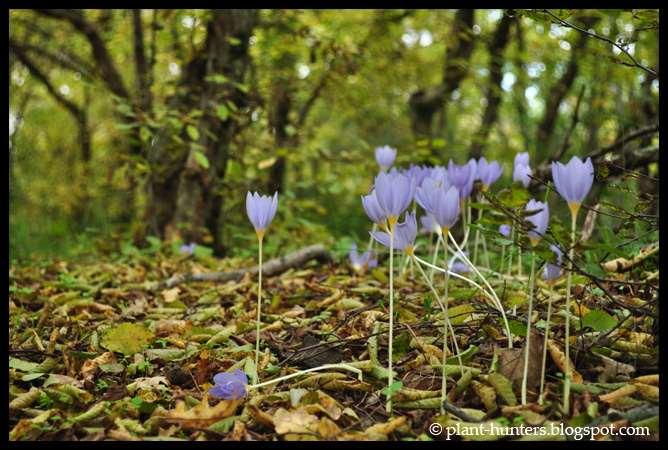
[186,125,200,141]
[9,357,41,372]
[193,151,210,169]
[101,323,155,356]
[216,104,229,121]
[582,309,618,332]
[486,373,517,406]
[205,74,229,84]
[381,380,403,398]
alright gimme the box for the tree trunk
[468,11,515,159]
[267,83,292,194]
[409,9,475,148]
[145,10,258,255]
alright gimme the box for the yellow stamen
[387,215,398,231]
[441,226,449,237]
[529,237,540,247]
[405,246,414,256]
[256,229,265,241]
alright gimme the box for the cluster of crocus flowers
[348,243,378,274]
[550,156,594,413]
[246,191,279,384]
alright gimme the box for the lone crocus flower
[449,254,472,274]
[551,156,594,413]
[246,192,278,239]
[521,199,549,405]
[551,156,594,218]
[246,191,278,384]
[375,145,397,171]
[209,369,248,400]
[499,224,511,238]
[476,157,504,191]
[374,171,416,227]
[525,199,549,246]
[349,243,378,273]
[179,242,196,256]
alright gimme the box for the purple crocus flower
[179,242,196,255]
[375,145,397,171]
[514,152,530,168]
[448,252,471,274]
[349,243,378,272]
[246,191,278,238]
[209,369,248,400]
[371,211,417,254]
[499,224,511,238]
[361,189,387,225]
[551,156,594,216]
[406,164,430,188]
[416,183,460,233]
[513,162,533,188]
[476,157,504,191]
[543,244,563,282]
[525,199,550,245]
[373,171,416,225]
[420,214,440,234]
[447,159,476,200]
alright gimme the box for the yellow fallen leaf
[633,374,659,386]
[273,407,342,440]
[633,382,659,402]
[599,384,637,403]
[547,339,583,384]
[340,416,407,440]
[161,287,181,304]
[154,395,241,429]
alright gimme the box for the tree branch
[542,9,657,77]
[132,9,153,114]
[35,9,130,99]
[161,244,332,288]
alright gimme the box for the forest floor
[8,247,659,441]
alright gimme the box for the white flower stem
[367,222,378,252]
[254,236,263,384]
[429,233,441,283]
[387,228,394,415]
[506,226,515,277]
[563,211,577,414]
[521,250,536,405]
[539,289,555,405]
[247,363,363,390]
[444,232,513,349]
[413,256,459,416]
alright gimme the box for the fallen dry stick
[600,241,658,273]
[162,244,332,288]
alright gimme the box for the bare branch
[542,9,657,77]
[35,9,130,99]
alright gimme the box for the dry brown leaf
[498,330,543,389]
[161,287,181,304]
[273,407,342,440]
[246,404,275,428]
[472,380,497,412]
[340,416,407,440]
[81,351,117,384]
[154,395,241,429]
[546,339,583,384]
